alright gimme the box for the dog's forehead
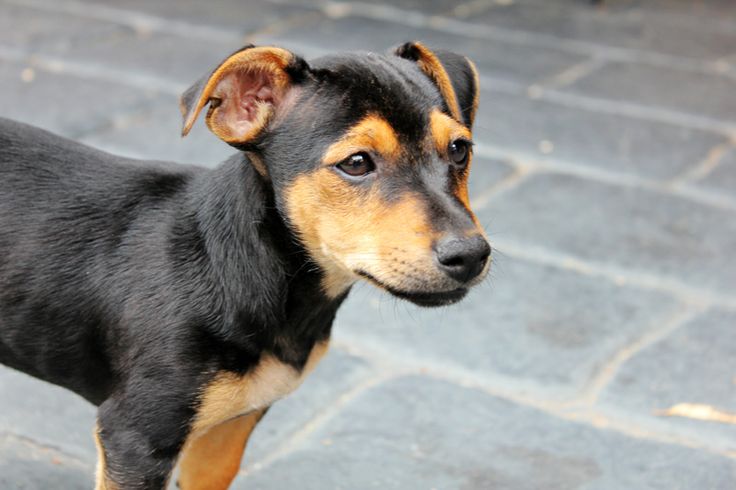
[307,52,443,140]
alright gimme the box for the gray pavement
[0,0,735,488]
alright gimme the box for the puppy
[0,42,490,489]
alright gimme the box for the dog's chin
[389,287,469,307]
[355,270,468,308]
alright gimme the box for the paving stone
[0,2,118,51]
[0,4,253,86]
[566,62,736,124]
[71,0,318,33]
[475,89,726,180]
[0,433,93,490]
[692,148,736,199]
[80,96,235,168]
[0,367,97,461]
[63,31,239,89]
[601,308,736,442]
[0,61,156,137]
[333,0,458,15]
[1,3,239,86]
[335,257,682,399]
[480,173,736,296]
[236,376,736,490]
[0,350,372,476]
[464,0,736,60]
[468,156,515,200]
[245,350,375,463]
[254,15,587,86]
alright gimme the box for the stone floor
[0,0,735,488]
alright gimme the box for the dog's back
[0,118,199,402]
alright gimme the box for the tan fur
[192,341,329,433]
[466,56,481,126]
[286,169,443,296]
[429,109,472,156]
[177,410,266,490]
[429,109,475,213]
[411,43,462,122]
[181,47,293,143]
[322,114,401,165]
[94,424,118,490]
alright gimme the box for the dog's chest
[192,341,328,432]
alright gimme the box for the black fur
[0,43,480,489]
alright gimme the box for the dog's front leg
[176,408,268,490]
[94,398,186,490]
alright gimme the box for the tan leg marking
[94,424,118,490]
[177,409,267,490]
[193,341,329,432]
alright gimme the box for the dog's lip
[355,270,468,307]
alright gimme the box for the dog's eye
[336,153,375,177]
[448,140,471,167]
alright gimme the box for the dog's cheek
[283,170,363,296]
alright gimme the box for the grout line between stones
[573,305,705,408]
[667,140,736,188]
[335,1,736,79]
[0,430,93,469]
[470,163,535,209]
[473,144,736,213]
[326,334,736,458]
[478,73,736,138]
[2,0,245,43]
[488,237,736,311]
[538,88,736,138]
[0,44,184,95]
[6,0,735,82]
[242,368,394,476]
[243,11,325,44]
[529,57,608,91]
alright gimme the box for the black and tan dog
[0,42,490,489]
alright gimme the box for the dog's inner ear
[180,46,306,145]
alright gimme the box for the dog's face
[181,44,490,307]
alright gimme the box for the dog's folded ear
[394,42,480,128]
[180,45,308,145]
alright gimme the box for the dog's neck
[186,154,348,367]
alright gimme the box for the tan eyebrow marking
[322,114,401,165]
[430,109,472,155]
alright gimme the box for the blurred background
[0,0,735,488]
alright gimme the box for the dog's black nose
[434,234,491,283]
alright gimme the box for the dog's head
[181,43,490,307]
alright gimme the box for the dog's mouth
[355,271,468,307]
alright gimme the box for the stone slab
[480,172,736,296]
[236,376,736,489]
[0,61,156,137]
[245,349,375,464]
[335,257,682,399]
[466,0,736,60]
[0,2,118,51]
[80,96,235,168]
[0,433,93,490]
[600,308,736,443]
[468,156,516,200]
[567,62,736,125]
[475,89,726,181]
[0,367,97,461]
[254,15,587,86]
[691,147,736,200]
